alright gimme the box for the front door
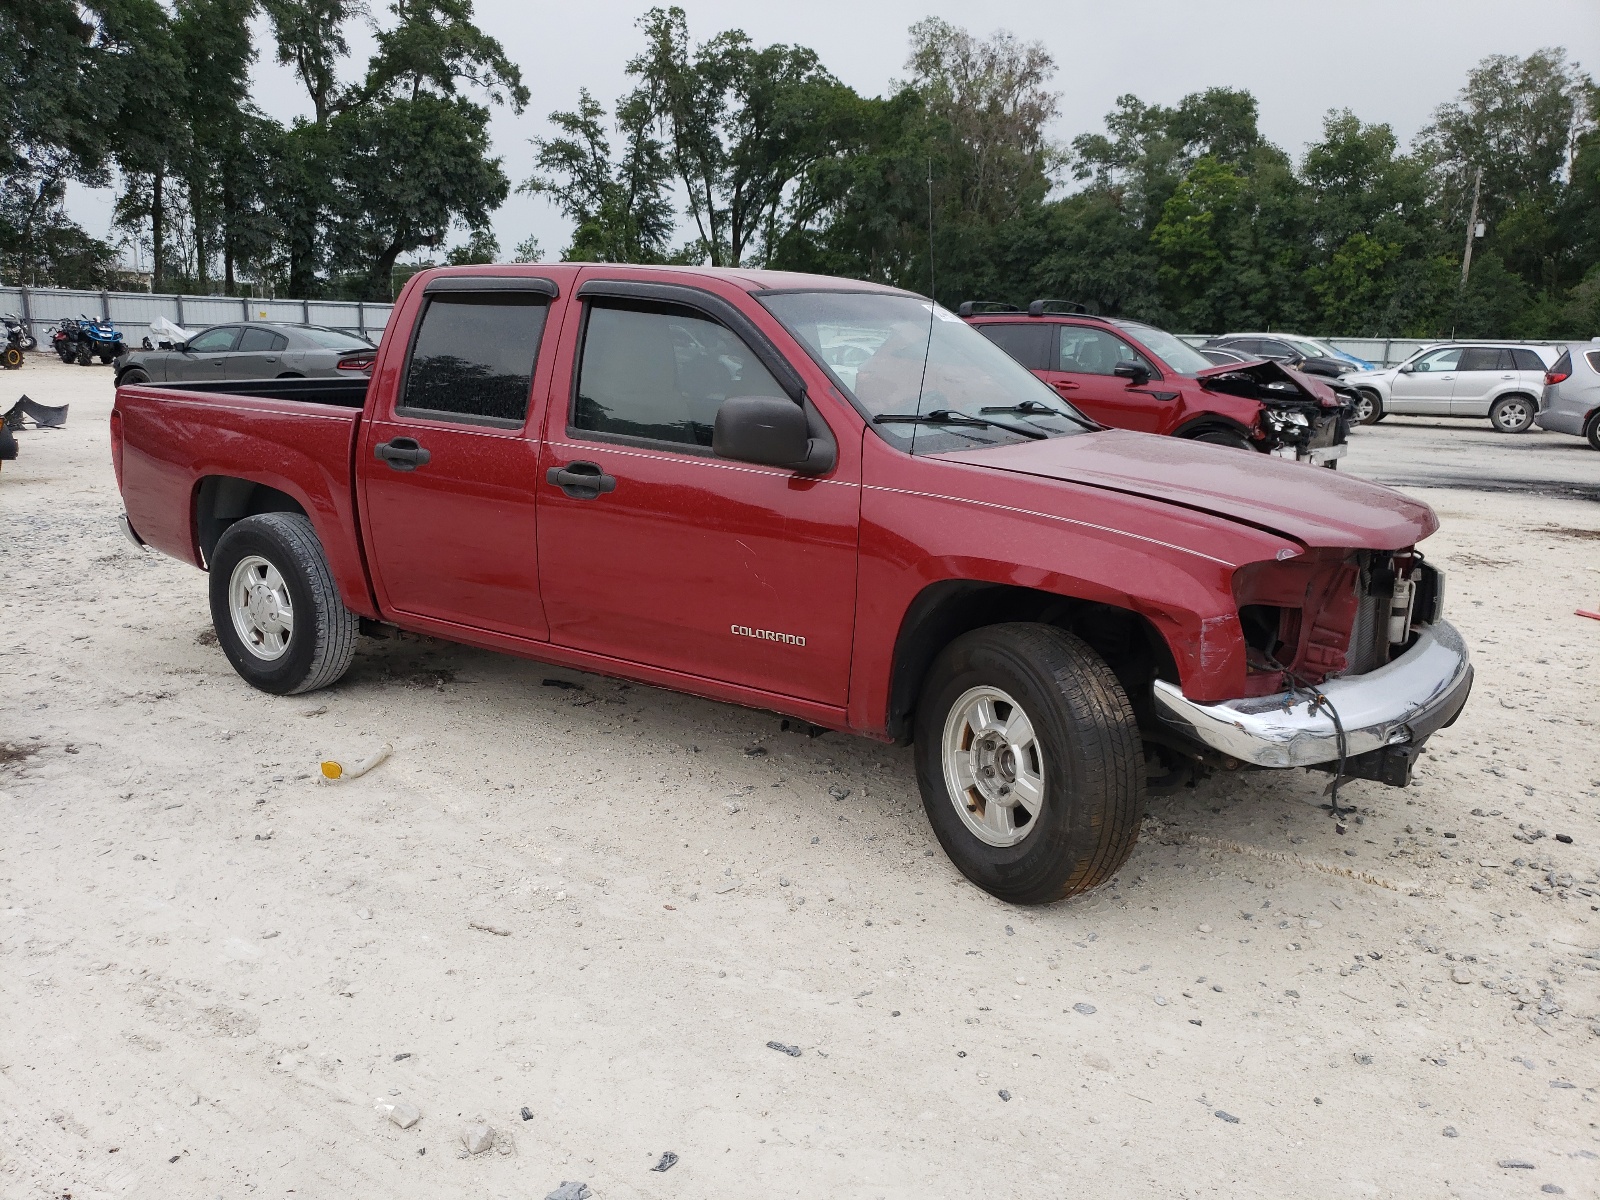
[535,293,859,706]
[180,325,241,380]
[1390,347,1460,414]
[358,284,558,641]
[1042,324,1164,432]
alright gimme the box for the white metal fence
[0,285,394,346]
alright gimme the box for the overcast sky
[69,0,1600,272]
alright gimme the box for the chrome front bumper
[1152,620,1472,769]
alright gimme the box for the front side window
[400,294,549,424]
[1059,327,1151,376]
[762,290,1089,453]
[1412,348,1463,373]
[573,301,785,448]
[1110,321,1214,375]
[189,327,240,353]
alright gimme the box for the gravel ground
[2,357,1598,1199]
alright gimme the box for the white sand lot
[2,356,1597,1199]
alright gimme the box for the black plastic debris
[651,1151,678,1172]
[545,1183,591,1200]
[1214,1111,1240,1124]
[521,1106,534,1121]
[3,396,69,429]
[998,1089,1012,1102]
[766,1040,801,1057]
[393,1052,411,1061]
[1555,834,1573,844]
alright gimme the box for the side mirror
[175,341,190,353]
[1398,362,1414,374]
[713,396,816,471]
[1113,361,1150,385]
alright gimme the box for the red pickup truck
[112,265,1472,905]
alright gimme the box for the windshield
[761,291,1090,452]
[1109,320,1215,376]
[299,325,374,350]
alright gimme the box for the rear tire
[75,342,91,366]
[1489,394,1535,433]
[207,513,357,695]
[913,623,1144,905]
[1586,412,1600,452]
[1353,390,1384,425]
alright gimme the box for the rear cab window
[399,292,551,426]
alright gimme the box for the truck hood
[937,429,1437,549]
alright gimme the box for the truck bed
[115,379,375,616]
[157,377,370,408]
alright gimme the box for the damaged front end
[1152,548,1472,789]
[1200,359,1351,468]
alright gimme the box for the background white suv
[1345,344,1555,432]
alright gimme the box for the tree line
[4,4,1597,336]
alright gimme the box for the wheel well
[885,582,1177,742]
[196,476,307,567]
[1174,415,1254,441]
[1493,391,1535,403]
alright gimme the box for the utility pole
[1460,166,1483,287]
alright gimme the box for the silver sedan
[113,322,376,386]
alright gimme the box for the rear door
[358,277,559,641]
[1389,347,1459,414]
[1043,323,1164,432]
[179,326,241,380]
[225,327,289,380]
[1449,346,1512,415]
[973,321,1055,381]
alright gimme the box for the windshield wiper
[979,398,1097,431]
[873,408,1046,440]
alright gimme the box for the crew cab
[112,265,1472,905]
[961,301,1350,467]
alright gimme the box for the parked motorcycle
[74,314,125,364]
[51,318,82,363]
[2,313,36,353]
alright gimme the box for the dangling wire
[1255,651,1352,825]
[912,158,937,429]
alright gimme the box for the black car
[1204,334,1353,379]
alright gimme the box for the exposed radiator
[1345,590,1391,675]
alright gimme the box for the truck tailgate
[116,386,371,613]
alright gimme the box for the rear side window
[975,322,1054,371]
[1512,348,1546,372]
[573,301,785,449]
[1456,347,1504,371]
[238,327,287,352]
[400,294,549,425]
[1585,351,1600,374]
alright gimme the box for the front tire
[1489,394,1535,433]
[913,623,1144,905]
[1353,390,1384,425]
[207,513,357,695]
[1189,429,1253,451]
[2,346,21,369]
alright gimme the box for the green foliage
[446,227,500,265]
